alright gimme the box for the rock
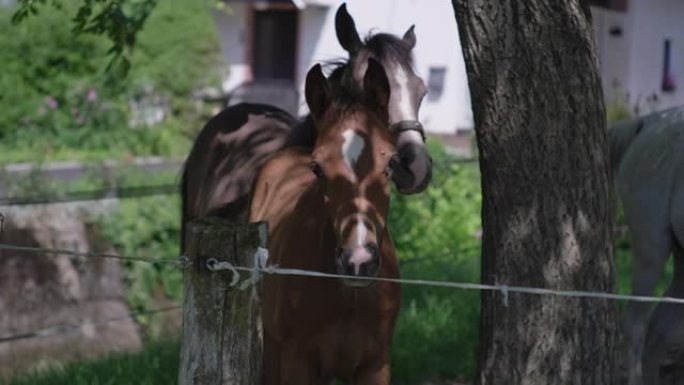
[0,200,142,376]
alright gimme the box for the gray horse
[610,106,684,385]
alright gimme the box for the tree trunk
[451,1,619,384]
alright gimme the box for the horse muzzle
[389,121,431,194]
[335,243,381,287]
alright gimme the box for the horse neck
[275,185,337,271]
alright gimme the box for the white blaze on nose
[351,213,372,274]
[355,214,367,247]
[342,129,365,172]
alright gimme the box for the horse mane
[288,76,372,148]
[289,32,412,149]
[363,32,414,69]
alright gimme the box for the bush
[98,194,183,340]
[389,140,482,383]
[0,1,222,163]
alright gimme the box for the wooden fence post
[179,217,267,385]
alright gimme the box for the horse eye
[310,161,325,179]
[384,164,393,178]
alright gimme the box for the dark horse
[250,59,400,384]
[180,4,431,252]
[609,108,684,385]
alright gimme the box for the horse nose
[336,243,380,279]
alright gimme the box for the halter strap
[389,120,426,142]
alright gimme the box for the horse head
[335,3,432,194]
[305,59,394,286]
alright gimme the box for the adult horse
[609,106,684,385]
[250,59,400,385]
[181,3,431,252]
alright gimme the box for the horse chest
[313,316,384,375]
[264,277,399,375]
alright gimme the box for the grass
[4,341,180,385]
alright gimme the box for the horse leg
[278,340,319,385]
[642,291,672,385]
[263,333,282,385]
[351,356,390,385]
[623,207,673,385]
[643,243,684,385]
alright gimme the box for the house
[211,0,677,152]
[591,0,684,114]
[212,0,474,155]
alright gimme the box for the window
[427,66,447,101]
[663,39,675,92]
[251,8,298,82]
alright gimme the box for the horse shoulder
[248,148,314,224]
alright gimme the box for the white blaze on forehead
[395,66,416,121]
[342,129,365,171]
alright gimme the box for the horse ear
[305,64,331,118]
[403,25,416,49]
[335,3,362,54]
[363,58,390,112]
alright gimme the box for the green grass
[4,341,180,385]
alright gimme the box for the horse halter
[389,120,426,142]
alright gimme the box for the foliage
[606,95,633,124]
[13,0,159,79]
[389,140,482,383]
[98,194,183,339]
[613,204,673,309]
[0,1,221,163]
[3,340,180,385]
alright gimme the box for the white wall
[592,6,631,105]
[622,0,684,113]
[214,0,473,134]
[213,4,251,92]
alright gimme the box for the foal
[249,60,400,385]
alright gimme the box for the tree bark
[451,1,619,384]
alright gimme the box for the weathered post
[179,217,267,385]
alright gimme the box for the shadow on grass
[4,340,180,385]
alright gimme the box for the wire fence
[0,184,178,206]
[0,237,683,353]
[0,176,675,349]
[2,242,684,306]
[0,156,479,207]
[0,305,181,344]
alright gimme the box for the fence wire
[206,258,684,306]
[0,243,184,267]
[1,242,683,306]
[1,239,683,345]
[0,305,181,344]
[0,184,178,206]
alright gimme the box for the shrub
[0,1,222,163]
[389,140,482,383]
